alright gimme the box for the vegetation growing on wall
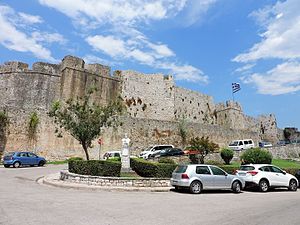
[0,111,9,158]
[48,89,124,160]
[178,118,188,147]
[27,112,39,141]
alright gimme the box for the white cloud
[179,0,217,26]
[159,62,208,83]
[31,31,66,44]
[18,12,43,24]
[148,43,175,58]
[233,0,300,95]
[0,5,56,61]
[39,0,187,25]
[86,35,127,57]
[233,0,300,62]
[83,54,117,66]
[39,0,214,83]
[234,63,255,74]
[246,61,300,95]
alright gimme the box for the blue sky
[1,0,300,129]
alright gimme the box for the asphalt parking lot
[1,165,300,225]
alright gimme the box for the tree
[48,91,124,160]
[220,148,234,165]
[188,136,219,164]
[178,117,188,148]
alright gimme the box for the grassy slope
[224,159,300,169]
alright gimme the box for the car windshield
[240,166,255,171]
[229,141,238,146]
[144,146,153,151]
[174,165,187,173]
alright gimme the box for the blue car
[3,152,46,168]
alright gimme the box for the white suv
[235,164,298,192]
[139,145,174,159]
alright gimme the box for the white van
[139,145,174,159]
[228,139,254,151]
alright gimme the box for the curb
[40,173,172,192]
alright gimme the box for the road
[1,165,300,225]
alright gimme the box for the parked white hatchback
[235,164,298,192]
[171,164,245,194]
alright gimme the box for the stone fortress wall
[0,56,281,160]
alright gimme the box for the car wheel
[190,181,202,194]
[232,181,242,193]
[259,179,269,192]
[288,179,298,191]
[174,186,180,191]
[4,164,10,168]
[38,161,45,167]
[13,161,21,168]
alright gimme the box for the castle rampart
[0,55,282,160]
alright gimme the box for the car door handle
[276,174,279,176]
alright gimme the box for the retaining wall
[60,171,171,187]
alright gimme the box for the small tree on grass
[48,91,124,160]
[220,148,234,165]
[188,136,219,164]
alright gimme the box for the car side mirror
[282,170,286,175]
[225,173,228,176]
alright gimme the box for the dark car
[160,148,184,157]
[3,152,46,168]
[296,170,300,187]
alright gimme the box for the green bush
[106,157,121,162]
[205,160,222,166]
[158,157,175,164]
[130,158,177,178]
[68,160,121,177]
[219,165,239,174]
[220,148,234,165]
[241,148,272,164]
[67,157,83,162]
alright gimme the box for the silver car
[171,164,245,194]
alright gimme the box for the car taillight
[181,174,189,179]
[247,171,258,176]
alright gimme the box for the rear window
[174,165,187,173]
[5,153,15,157]
[240,166,255,171]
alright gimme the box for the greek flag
[232,83,241,93]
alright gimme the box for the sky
[0,0,300,129]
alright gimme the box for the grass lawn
[223,159,300,169]
[47,160,68,165]
[272,159,300,168]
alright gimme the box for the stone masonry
[0,55,282,160]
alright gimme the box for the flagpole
[232,91,235,102]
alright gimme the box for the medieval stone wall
[0,56,121,159]
[120,71,175,121]
[0,55,283,160]
[174,87,215,124]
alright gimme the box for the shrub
[106,157,121,162]
[220,148,234,165]
[219,165,239,174]
[241,148,272,164]
[68,160,121,177]
[205,160,222,166]
[67,157,83,162]
[130,158,177,178]
[158,157,175,164]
